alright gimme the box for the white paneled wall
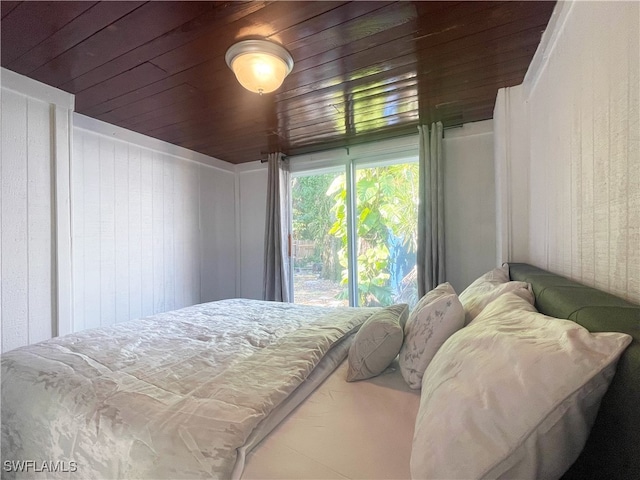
[1,70,74,352]
[72,116,236,331]
[2,70,240,350]
[493,85,531,265]
[236,164,268,299]
[1,90,53,350]
[443,120,497,292]
[200,165,237,302]
[524,1,639,302]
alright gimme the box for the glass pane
[291,171,349,307]
[354,162,419,307]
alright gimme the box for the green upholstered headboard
[508,263,640,480]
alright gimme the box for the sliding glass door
[353,162,418,306]
[291,170,348,307]
[291,158,418,307]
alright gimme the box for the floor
[292,273,347,307]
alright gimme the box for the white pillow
[459,274,533,325]
[411,293,632,480]
[458,267,510,303]
[473,265,510,284]
[399,282,464,389]
[346,304,409,382]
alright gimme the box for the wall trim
[493,89,512,265]
[234,159,266,173]
[522,0,574,97]
[492,85,531,266]
[234,171,242,297]
[1,67,75,110]
[443,119,493,139]
[73,113,235,174]
[52,106,74,336]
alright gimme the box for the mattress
[242,358,420,479]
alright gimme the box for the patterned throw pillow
[399,283,464,389]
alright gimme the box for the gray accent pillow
[346,304,409,382]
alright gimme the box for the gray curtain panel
[417,122,445,297]
[263,152,291,302]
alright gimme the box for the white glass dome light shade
[225,40,294,95]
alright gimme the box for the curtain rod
[259,122,465,162]
[259,153,287,163]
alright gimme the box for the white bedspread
[1,299,373,479]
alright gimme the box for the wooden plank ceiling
[1,1,555,164]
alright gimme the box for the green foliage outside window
[292,163,418,307]
[327,163,418,306]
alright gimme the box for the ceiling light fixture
[225,39,294,95]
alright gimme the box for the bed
[1,263,638,479]
[244,263,639,480]
[507,263,639,480]
[1,300,375,479]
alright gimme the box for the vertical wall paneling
[569,32,582,281]
[139,148,155,318]
[114,141,130,324]
[1,89,29,351]
[1,95,2,350]
[187,162,201,307]
[215,168,237,300]
[493,89,510,265]
[234,171,242,297]
[443,120,497,292]
[127,145,143,321]
[176,159,199,309]
[54,107,73,336]
[71,113,237,330]
[71,129,86,332]
[163,154,175,312]
[590,9,611,291]
[579,25,595,285]
[521,0,640,302]
[1,68,74,352]
[151,152,164,314]
[607,16,630,297]
[3,69,239,347]
[493,85,531,265]
[237,163,268,299]
[82,131,102,330]
[629,3,640,298]
[27,97,53,344]
[99,137,116,326]
[173,157,186,310]
[199,165,237,302]
[1,97,2,351]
